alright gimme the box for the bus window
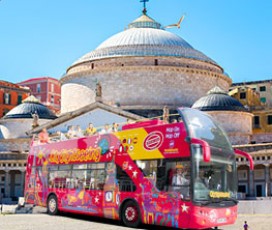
[86,163,106,190]
[116,165,136,192]
[49,170,71,189]
[135,160,157,177]
[166,159,191,199]
[135,159,166,191]
[71,164,87,189]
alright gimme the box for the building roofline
[0,80,30,92]
[26,102,144,135]
[232,79,272,86]
[17,76,59,84]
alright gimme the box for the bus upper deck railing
[31,113,182,146]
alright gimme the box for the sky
[0,0,271,84]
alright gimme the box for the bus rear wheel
[47,195,58,215]
[121,200,141,228]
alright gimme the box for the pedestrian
[38,128,49,144]
[244,221,249,230]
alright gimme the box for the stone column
[249,169,254,197]
[20,170,25,197]
[265,164,270,197]
[4,171,9,198]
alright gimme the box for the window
[238,170,248,180]
[154,59,158,66]
[135,158,190,197]
[267,115,272,125]
[260,86,266,92]
[3,109,9,116]
[254,169,265,180]
[51,83,54,92]
[86,163,106,190]
[253,116,260,128]
[36,96,41,102]
[260,97,266,103]
[4,93,11,105]
[117,165,136,192]
[17,95,22,105]
[240,92,246,99]
[37,84,41,93]
[51,95,54,104]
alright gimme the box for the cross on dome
[140,0,149,14]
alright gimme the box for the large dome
[61,12,231,115]
[71,14,217,66]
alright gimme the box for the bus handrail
[234,149,254,170]
[190,138,211,162]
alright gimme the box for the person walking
[243,221,249,230]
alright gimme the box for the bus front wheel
[121,200,141,228]
[47,195,58,215]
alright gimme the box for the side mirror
[234,149,254,170]
[190,138,211,162]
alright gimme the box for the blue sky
[0,0,271,84]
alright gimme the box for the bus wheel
[121,200,141,228]
[47,195,58,215]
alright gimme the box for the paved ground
[0,212,271,230]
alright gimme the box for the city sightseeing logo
[143,131,163,150]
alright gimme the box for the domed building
[60,9,231,116]
[192,86,253,145]
[0,95,57,139]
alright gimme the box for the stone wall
[0,138,30,152]
[208,111,253,145]
[0,119,50,139]
[238,200,272,214]
[61,58,231,113]
[252,133,272,143]
[61,83,95,113]
[66,56,224,75]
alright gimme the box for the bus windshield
[178,108,237,205]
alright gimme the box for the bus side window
[116,165,136,192]
[86,163,106,191]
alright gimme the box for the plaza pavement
[1,209,272,230]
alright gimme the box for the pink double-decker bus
[24,108,253,229]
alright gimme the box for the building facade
[0,81,30,119]
[230,84,272,143]
[231,80,272,108]
[18,77,61,114]
[230,81,272,198]
[0,96,57,202]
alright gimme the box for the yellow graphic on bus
[115,128,164,160]
[209,191,231,198]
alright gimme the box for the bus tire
[47,194,58,215]
[121,200,141,228]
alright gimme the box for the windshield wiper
[223,197,238,204]
[198,197,238,206]
[198,200,221,206]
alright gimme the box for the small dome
[192,86,247,112]
[3,95,57,119]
